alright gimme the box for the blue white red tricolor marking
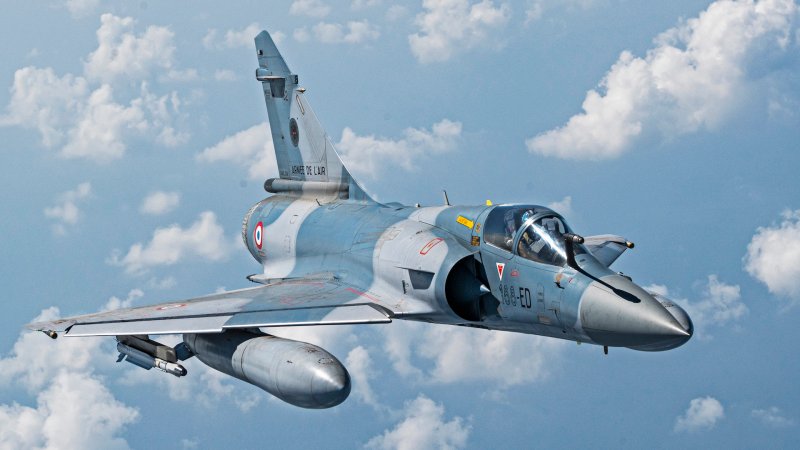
[254,221,263,249]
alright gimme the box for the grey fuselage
[243,195,692,351]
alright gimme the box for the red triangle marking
[496,262,505,280]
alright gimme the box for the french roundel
[254,221,263,249]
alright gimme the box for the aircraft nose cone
[580,276,692,351]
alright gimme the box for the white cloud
[275,318,563,395]
[84,14,176,84]
[365,395,471,450]
[109,211,234,274]
[0,67,89,148]
[290,0,331,18]
[202,23,276,50]
[692,276,748,326]
[337,119,461,178]
[61,84,148,161]
[196,123,278,181]
[101,289,145,312]
[408,0,511,63]
[675,396,724,432]
[214,69,237,81]
[43,182,92,235]
[646,275,746,340]
[0,372,139,450]
[527,0,798,160]
[752,407,795,428]
[377,321,564,388]
[140,191,181,215]
[0,308,138,449]
[744,209,800,301]
[345,346,383,410]
[0,15,189,162]
[181,438,200,449]
[138,85,189,147]
[64,0,99,17]
[386,5,409,21]
[547,196,572,216]
[0,308,106,391]
[146,276,177,290]
[293,27,312,43]
[417,324,563,387]
[295,21,380,45]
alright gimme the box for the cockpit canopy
[483,205,586,267]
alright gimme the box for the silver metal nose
[580,277,692,351]
[310,362,351,408]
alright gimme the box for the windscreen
[517,216,569,266]
[483,206,545,252]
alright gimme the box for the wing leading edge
[25,278,415,337]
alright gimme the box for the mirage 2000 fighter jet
[28,30,693,409]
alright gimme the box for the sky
[0,0,799,448]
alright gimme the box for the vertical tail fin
[254,31,373,202]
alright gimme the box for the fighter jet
[27,30,693,409]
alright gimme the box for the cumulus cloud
[0,308,138,449]
[61,84,149,160]
[690,276,748,327]
[527,0,798,160]
[386,5,409,21]
[345,346,383,410]
[647,275,746,339]
[0,308,106,391]
[202,23,277,50]
[109,211,234,274]
[1,304,263,448]
[294,21,380,44]
[101,289,145,312]
[275,318,563,396]
[365,395,471,450]
[290,0,331,18]
[43,182,92,235]
[1,67,89,149]
[196,123,278,181]
[675,396,724,432]
[214,69,237,81]
[140,191,181,215]
[84,14,176,83]
[752,406,795,428]
[378,321,564,388]
[409,0,511,63]
[547,196,573,216]
[0,15,188,162]
[0,372,139,450]
[64,0,99,17]
[744,209,800,301]
[337,119,462,178]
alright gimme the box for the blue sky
[1,0,799,448]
